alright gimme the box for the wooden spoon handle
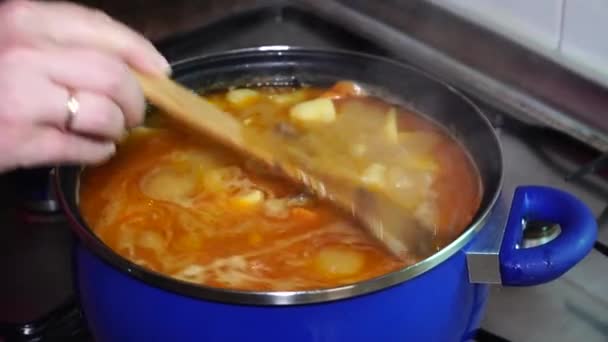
[133,71,246,150]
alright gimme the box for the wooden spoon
[133,71,436,261]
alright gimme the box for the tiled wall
[429,0,608,88]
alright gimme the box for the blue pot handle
[500,185,597,286]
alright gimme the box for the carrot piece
[319,81,365,99]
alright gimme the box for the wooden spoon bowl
[133,71,436,261]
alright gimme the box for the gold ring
[65,94,79,131]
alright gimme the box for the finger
[67,91,125,140]
[29,47,145,128]
[0,48,138,134]
[0,61,70,126]
[0,0,170,76]
[4,125,116,169]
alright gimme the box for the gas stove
[0,2,606,341]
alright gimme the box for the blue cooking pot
[54,47,597,342]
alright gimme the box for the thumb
[0,0,171,76]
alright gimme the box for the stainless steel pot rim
[55,45,504,306]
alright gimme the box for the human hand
[0,0,170,172]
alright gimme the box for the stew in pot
[79,82,481,291]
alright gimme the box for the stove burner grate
[0,297,90,342]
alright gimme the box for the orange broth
[79,85,481,291]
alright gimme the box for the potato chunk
[314,246,364,277]
[136,230,166,253]
[203,166,253,194]
[361,163,386,188]
[232,189,265,207]
[289,98,336,125]
[141,167,197,203]
[350,143,367,157]
[263,198,289,219]
[226,89,260,106]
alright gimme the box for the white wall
[429,0,608,88]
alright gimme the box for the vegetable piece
[202,168,226,193]
[116,229,135,257]
[136,230,166,253]
[414,201,438,231]
[226,89,260,106]
[361,163,386,188]
[383,107,399,143]
[203,166,253,194]
[314,246,365,277]
[319,81,366,99]
[232,189,265,207]
[141,167,197,203]
[350,144,366,157]
[289,98,336,125]
[174,265,205,282]
[263,198,289,219]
